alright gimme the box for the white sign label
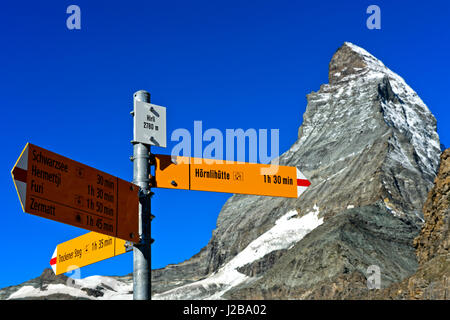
[134,101,167,148]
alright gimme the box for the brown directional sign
[11,143,139,243]
[154,154,311,198]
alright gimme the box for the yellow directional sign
[154,155,311,198]
[11,143,139,242]
[50,232,131,275]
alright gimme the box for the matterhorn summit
[152,42,441,300]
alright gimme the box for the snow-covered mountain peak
[288,42,440,219]
[342,42,386,68]
[328,42,382,85]
[332,42,440,178]
[329,42,414,89]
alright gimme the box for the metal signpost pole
[132,90,152,300]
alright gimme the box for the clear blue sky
[0,1,448,288]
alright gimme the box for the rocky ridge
[373,149,450,299]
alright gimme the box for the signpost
[131,90,154,300]
[154,155,311,198]
[50,232,132,275]
[11,143,139,242]
[11,89,312,301]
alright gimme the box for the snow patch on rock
[153,206,323,300]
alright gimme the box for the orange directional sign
[50,232,131,275]
[11,143,139,242]
[154,155,311,198]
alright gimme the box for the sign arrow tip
[50,248,57,274]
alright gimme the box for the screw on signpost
[131,90,153,300]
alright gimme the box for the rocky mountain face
[415,149,450,265]
[1,42,444,300]
[373,149,450,299]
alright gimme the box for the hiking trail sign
[154,155,311,198]
[11,143,139,242]
[133,100,167,147]
[50,231,132,275]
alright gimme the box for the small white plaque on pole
[134,100,167,148]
